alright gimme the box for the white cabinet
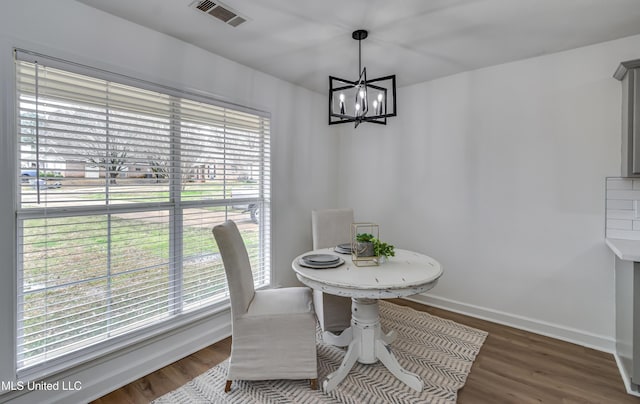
[615,257,640,393]
[607,238,640,395]
[615,59,640,177]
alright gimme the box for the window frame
[13,48,271,381]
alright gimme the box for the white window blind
[15,50,271,375]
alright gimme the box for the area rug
[153,301,487,404]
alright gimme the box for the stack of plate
[334,243,352,254]
[298,253,344,269]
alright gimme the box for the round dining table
[292,248,443,392]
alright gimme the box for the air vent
[191,0,248,27]
[227,16,246,27]
[196,0,216,12]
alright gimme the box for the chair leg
[224,380,232,393]
[310,378,318,390]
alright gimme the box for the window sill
[4,302,232,403]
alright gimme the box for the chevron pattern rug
[153,301,487,404]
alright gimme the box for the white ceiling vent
[191,1,248,27]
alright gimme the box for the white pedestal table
[292,248,443,392]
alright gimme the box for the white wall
[0,1,337,402]
[4,0,640,401]
[339,34,640,350]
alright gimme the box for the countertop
[606,238,640,261]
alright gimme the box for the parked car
[21,170,62,189]
[245,203,259,223]
[20,169,38,183]
[21,169,38,177]
[30,178,62,190]
[231,189,260,223]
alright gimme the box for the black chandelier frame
[328,29,397,127]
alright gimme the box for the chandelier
[329,29,397,128]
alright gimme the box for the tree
[89,147,128,184]
[149,157,169,183]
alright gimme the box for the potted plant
[373,239,395,263]
[355,233,395,262]
[355,233,376,257]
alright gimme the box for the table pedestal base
[322,298,424,393]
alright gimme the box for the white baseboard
[403,293,615,353]
[3,309,232,404]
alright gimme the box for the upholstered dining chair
[213,220,318,392]
[311,208,354,333]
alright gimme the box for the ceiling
[76,0,640,94]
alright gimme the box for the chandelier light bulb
[378,93,383,102]
[359,90,365,99]
[339,93,345,102]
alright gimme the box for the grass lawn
[18,181,263,364]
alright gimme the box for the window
[14,50,270,376]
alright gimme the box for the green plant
[373,239,395,258]
[355,233,395,259]
[356,233,375,242]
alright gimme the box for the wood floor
[92,299,640,404]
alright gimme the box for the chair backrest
[213,220,255,318]
[311,208,354,249]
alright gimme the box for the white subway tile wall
[606,177,640,240]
